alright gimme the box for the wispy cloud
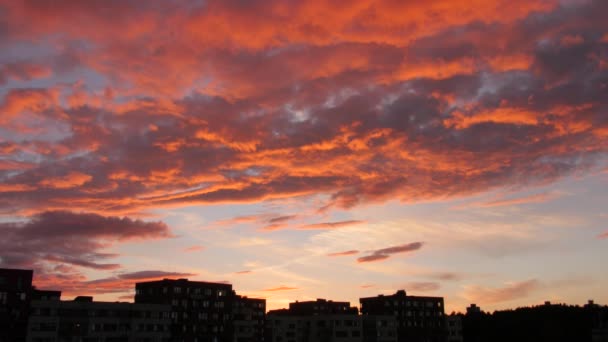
[262,285,299,292]
[327,250,359,257]
[183,245,204,252]
[357,242,424,263]
[463,279,540,304]
[298,220,365,230]
[479,192,563,208]
[403,282,441,292]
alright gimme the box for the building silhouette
[461,301,608,342]
[135,278,266,342]
[445,314,463,342]
[266,298,399,342]
[0,268,34,342]
[359,290,446,342]
[4,268,608,342]
[27,294,172,342]
[266,299,363,342]
[233,295,265,342]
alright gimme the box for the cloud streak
[327,250,359,257]
[463,279,541,304]
[357,242,424,263]
[262,285,299,292]
[297,220,366,230]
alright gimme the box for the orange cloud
[39,172,93,189]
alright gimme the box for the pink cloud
[357,242,424,263]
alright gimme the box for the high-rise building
[359,290,446,342]
[135,278,235,342]
[0,268,34,342]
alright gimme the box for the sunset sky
[1,0,607,313]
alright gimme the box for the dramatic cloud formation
[1,0,608,309]
[0,0,606,219]
[357,242,424,263]
[0,211,172,270]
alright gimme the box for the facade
[359,290,446,342]
[288,299,358,316]
[266,298,401,342]
[445,315,463,342]
[361,316,398,342]
[26,295,171,342]
[233,295,265,342]
[0,268,34,342]
[266,313,363,342]
[135,278,234,342]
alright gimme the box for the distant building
[0,268,34,342]
[26,294,171,342]
[233,295,266,342]
[465,304,481,315]
[359,290,446,342]
[135,278,235,342]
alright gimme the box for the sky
[0,0,607,313]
